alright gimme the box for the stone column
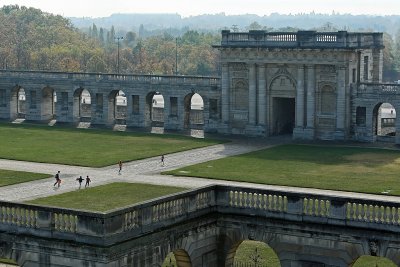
[296,65,305,127]
[335,65,347,139]
[257,64,266,126]
[303,64,316,140]
[306,64,315,129]
[293,65,305,139]
[221,63,230,124]
[248,63,256,125]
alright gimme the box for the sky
[1,0,399,17]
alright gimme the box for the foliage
[0,169,50,187]
[0,5,220,76]
[234,241,281,266]
[165,144,400,196]
[2,5,400,79]
[0,123,222,167]
[27,182,186,212]
[352,255,397,267]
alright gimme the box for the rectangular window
[30,90,37,109]
[61,92,68,110]
[0,89,6,107]
[170,97,178,116]
[132,95,139,114]
[363,56,369,81]
[356,107,366,126]
[209,99,218,118]
[96,93,103,112]
[352,68,356,83]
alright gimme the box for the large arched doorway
[225,240,281,267]
[161,249,192,267]
[373,103,396,141]
[270,75,296,135]
[351,255,396,267]
[108,90,127,127]
[184,93,204,130]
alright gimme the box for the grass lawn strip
[165,144,400,196]
[0,123,222,167]
[26,183,187,212]
[0,169,51,187]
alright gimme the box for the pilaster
[248,63,257,125]
[335,65,347,139]
[293,65,305,139]
[304,64,315,139]
[257,64,266,126]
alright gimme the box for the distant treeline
[1,5,400,80]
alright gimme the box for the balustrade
[1,185,400,247]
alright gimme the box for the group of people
[53,155,166,189]
[53,171,91,189]
[76,175,91,189]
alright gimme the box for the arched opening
[373,102,396,141]
[184,93,204,130]
[73,87,92,127]
[351,255,396,267]
[225,240,281,267]
[145,92,164,129]
[41,86,56,122]
[270,75,296,136]
[161,249,192,267]
[108,90,127,127]
[10,86,26,121]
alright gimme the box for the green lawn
[0,169,51,187]
[27,183,187,212]
[165,144,400,196]
[0,123,222,167]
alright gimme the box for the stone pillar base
[292,127,304,139]
[303,128,315,140]
[334,130,345,140]
[218,123,231,134]
[245,124,266,136]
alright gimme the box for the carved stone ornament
[368,240,378,256]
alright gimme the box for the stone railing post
[328,199,347,225]
[285,195,303,221]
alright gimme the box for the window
[132,95,139,114]
[0,90,6,107]
[170,97,178,116]
[352,68,356,83]
[30,90,37,109]
[364,56,369,81]
[209,99,218,118]
[356,107,366,126]
[96,93,103,112]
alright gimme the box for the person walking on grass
[53,171,61,188]
[76,176,84,189]
[85,175,91,188]
[118,160,123,175]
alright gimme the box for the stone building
[216,30,384,140]
[1,30,399,143]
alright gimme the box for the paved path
[1,135,400,203]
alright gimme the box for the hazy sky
[1,0,399,17]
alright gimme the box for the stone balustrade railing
[0,70,220,87]
[1,185,400,247]
[356,83,400,95]
[219,30,383,49]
